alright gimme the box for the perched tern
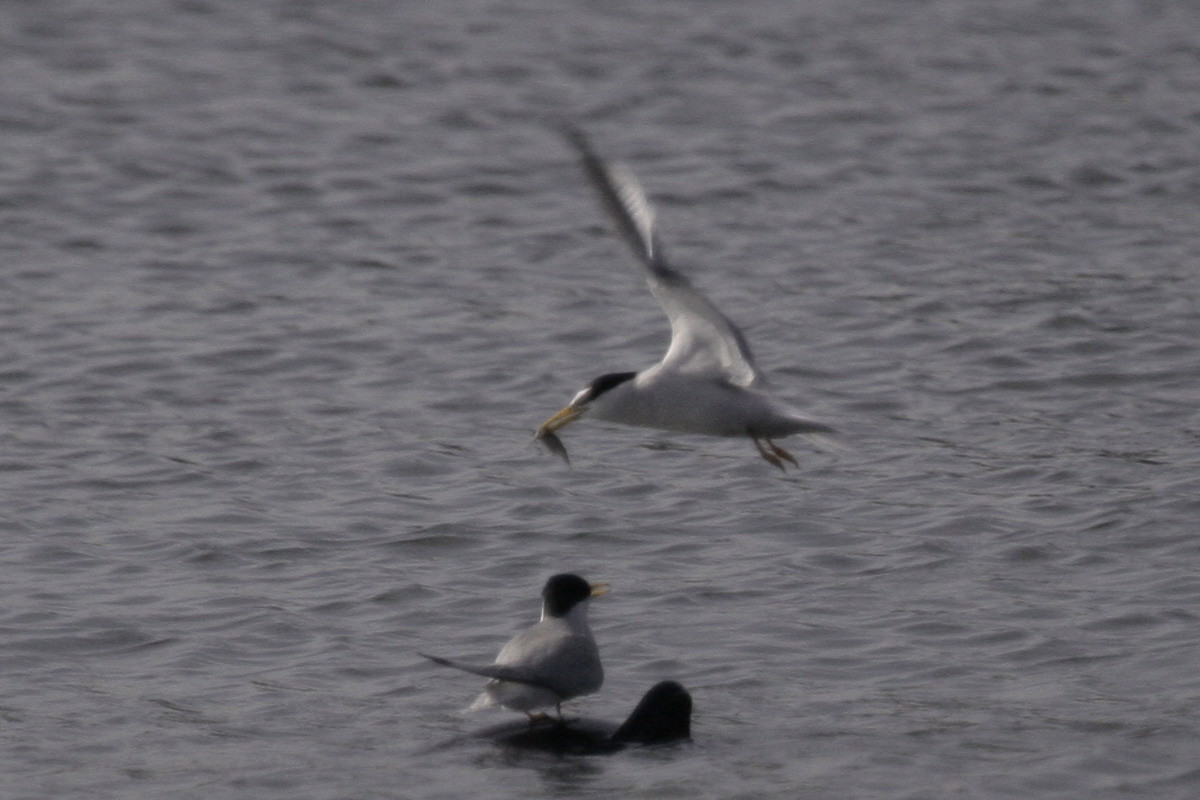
[421,573,607,721]
[535,128,835,470]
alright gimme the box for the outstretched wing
[562,126,762,388]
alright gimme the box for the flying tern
[535,128,834,470]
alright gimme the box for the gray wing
[562,126,762,388]
[493,619,603,698]
[419,653,553,689]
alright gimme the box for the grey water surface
[3,1,1200,798]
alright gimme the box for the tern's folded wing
[419,653,550,688]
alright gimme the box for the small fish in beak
[536,428,571,465]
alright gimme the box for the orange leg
[751,433,786,471]
[767,438,798,468]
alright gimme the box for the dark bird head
[612,681,693,744]
[541,573,609,618]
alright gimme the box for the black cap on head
[585,371,636,402]
[542,573,593,617]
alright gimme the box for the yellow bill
[535,404,584,437]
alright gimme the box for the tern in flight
[536,128,835,470]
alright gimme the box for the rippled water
[4,1,1200,798]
